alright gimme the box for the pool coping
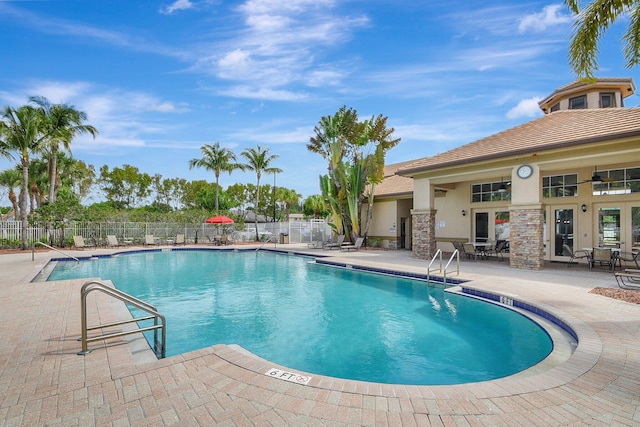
[5,243,639,425]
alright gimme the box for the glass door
[552,207,575,261]
[475,212,489,242]
[598,207,621,247]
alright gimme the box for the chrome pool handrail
[32,241,79,263]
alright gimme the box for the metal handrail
[443,250,460,284]
[427,249,460,285]
[78,280,166,358]
[32,241,79,263]
[426,249,442,282]
[256,234,278,251]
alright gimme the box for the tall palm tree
[29,96,98,204]
[565,0,640,78]
[240,145,282,241]
[188,142,243,212]
[0,104,43,249]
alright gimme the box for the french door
[548,205,577,262]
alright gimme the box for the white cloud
[194,0,368,99]
[518,4,571,33]
[160,0,195,15]
[506,97,543,119]
[217,85,308,101]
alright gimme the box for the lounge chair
[106,235,122,247]
[614,269,640,289]
[145,235,158,246]
[590,247,615,271]
[616,251,639,269]
[563,244,589,267]
[340,237,364,252]
[73,235,95,250]
[220,235,233,245]
[175,234,185,245]
[485,240,508,261]
[323,234,345,250]
[462,243,483,261]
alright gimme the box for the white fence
[0,219,333,247]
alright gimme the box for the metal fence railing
[0,219,333,248]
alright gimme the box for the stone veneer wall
[412,210,436,259]
[509,207,544,270]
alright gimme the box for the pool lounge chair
[323,234,345,250]
[340,237,364,252]
[73,235,95,250]
[563,244,589,267]
[145,235,158,246]
[106,235,123,247]
[614,269,640,289]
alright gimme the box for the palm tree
[0,104,44,249]
[0,168,22,219]
[240,145,282,241]
[188,142,243,212]
[29,96,98,204]
[277,187,301,222]
[565,0,640,78]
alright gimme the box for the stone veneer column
[509,206,544,270]
[411,209,437,259]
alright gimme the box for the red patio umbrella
[205,215,234,224]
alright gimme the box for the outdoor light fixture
[581,204,587,213]
[461,209,466,216]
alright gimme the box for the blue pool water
[48,249,553,385]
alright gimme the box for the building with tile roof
[367,78,640,269]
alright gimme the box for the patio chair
[462,243,482,261]
[145,235,158,246]
[614,269,640,289]
[323,234,345,250]
[590,247,615,271]
[340,237,364,252]
[485,240,508,261]
[563,244,589,267]
[616,251,639,269]
[106,235,122,247]
[73,236,95,250]
[220,235,232,245]
[175,234,185,245]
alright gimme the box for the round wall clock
[517,164,533,179]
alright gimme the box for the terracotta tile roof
[398,107,640,175]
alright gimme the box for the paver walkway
[1,245,639,426]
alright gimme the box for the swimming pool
[48,249,553,385]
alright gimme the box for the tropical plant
[188,142,243,212]
[0,104,44,249]
[565,0,640,78]
[29,96,97,204]
[98,164,153,208]
[277,187,302,221]
[240,145,282,240]
[302,194,328,219]
[0,168,22,218]
[308,106,400,242]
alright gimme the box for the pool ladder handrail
[78,280,166,358]
[256,234,278,251]
[427,249,460,284]
[32,241,79,263]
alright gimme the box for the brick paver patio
[1,244,639,426]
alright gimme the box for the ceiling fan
[578,167,616,184]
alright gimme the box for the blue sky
[0,0,638,205]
